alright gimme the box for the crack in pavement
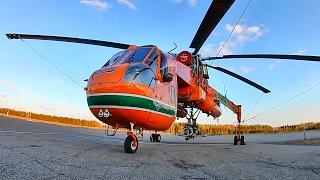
[256,159,320,176]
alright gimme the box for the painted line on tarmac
[0,130,123,143]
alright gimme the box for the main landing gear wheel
[124,134,138,153]
[240,135,246,145]
[233,135,238,145]
[150,133,161,142]
[233,135,246,145]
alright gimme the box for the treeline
[276,123,320,132]
[1,108,319,134]
[165,122,320,135]
[0,108,102,128]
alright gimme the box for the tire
[233,135,238,145]
[152,134,157,142]
[124,135,138,153]
[156,134,161,142]
[150,135,153,142]
[240,135,246,145]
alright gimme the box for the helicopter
[6,0,320,153]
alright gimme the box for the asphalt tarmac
[0,115,319,179]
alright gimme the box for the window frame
[144,47,159,74]
[160,53,169,79]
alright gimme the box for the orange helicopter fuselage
[86,46,177,130]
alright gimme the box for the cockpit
[103,47,153,67]
[102,47,171,87]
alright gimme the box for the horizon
[0,0,320,126]
[1,106,320,128]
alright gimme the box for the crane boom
[217,92,241,121]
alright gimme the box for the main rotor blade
[202,54,320,62]
[207,65,271,93]
[189,0,235,54]
[6,33,131,49]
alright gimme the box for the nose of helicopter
[88,64,128,84]
[85,63,162,129]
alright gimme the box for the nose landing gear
[124,132,138,153]
[124,123,139,153]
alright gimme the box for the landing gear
[184,125,195,141]
[135,128,144,141]
[124,134,138,153]
[233,135,238,145]
[233,119,246,145]
[150,132,161,142]
[240,135,245,145]
[124,123,139,153]
[183,107,200,141]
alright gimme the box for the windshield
[103,50,133,67]
[103,47,152,67]
[127,47,152,63]
[125,64,156,87]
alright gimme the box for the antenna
[168,42,177,53]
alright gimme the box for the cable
[243,93,264,121]
[210,0,252,65]
[20,39,84,89]
[243,81,320,123]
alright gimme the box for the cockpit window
[160,53,169,77]
[103,47,152,67]
[103,51,123,67]
[145,49,158,73]
[103,50,133,67]
[127,47,152,63]
[125,64,156,87]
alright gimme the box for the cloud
[240,66,254,74]
[168,0,198,7]
[80,0,111,10]
[268,63,277,70]
[267,60,282,70]
[187,0,198,7]
[201,23,264,57]
[202,44,216,57]
[117,0,137,10]
[0,93,6,98]
[293,49,307,55]
[225,24,263,44]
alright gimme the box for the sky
[0,0,319,127]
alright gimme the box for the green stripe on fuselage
[87,95,176,116]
